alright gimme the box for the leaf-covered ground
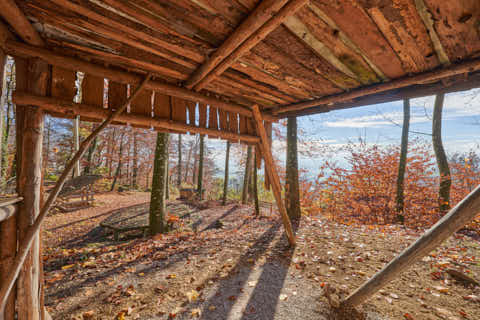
[43,192,480,319]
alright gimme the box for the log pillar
[15,57,47,320]
[0,47,16,320]
[251,105,295,246]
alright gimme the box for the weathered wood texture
[13,93,260,144]
[251,105,295,246]
[343,183,480,307]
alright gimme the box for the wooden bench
[53,175,102,212]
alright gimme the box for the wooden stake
[12,92,260,144]
[342,183,480,307]
[0,74,152,316]
[251,105,295,246]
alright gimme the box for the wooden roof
[2,0,480,119]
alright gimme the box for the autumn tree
[285,117,301,220]
[177,134,182,187]
[111,129,126,191]
[222,141,230,205]
[395,99,410,223]
[242,145,252,204]
[253,150,260,215]
[149,132,169,234]
[432,93,451,214]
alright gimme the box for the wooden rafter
[274,58,480,115]
[2,39,277,122]
[12,92,260,144]
[185,0,289,90]
[0,0,44,46]
[194,0,310,91]
[251,105,296,247]
[282,73,480,118]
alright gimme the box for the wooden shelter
[0,0,479,318]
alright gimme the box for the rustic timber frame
[0,0,480,317]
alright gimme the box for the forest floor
[42,192,480,320]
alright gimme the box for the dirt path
[42,193,480,320]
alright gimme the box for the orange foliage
[301,140,480,232]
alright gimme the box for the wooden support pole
[0,74,152,317]
[275,58,480,115]
[2,39,277,122]
[342,184,480,308]
[12,92,260,144]
[251,105,295,246]
[185,0,289,89]
[194,0,310,91]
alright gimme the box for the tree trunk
[222,141,230,205]
[177,134,182,187]
[83,123,98,175]
[192,137,199,185]
[15,57,47,320]
[395,99,410,223]
[1,64,13,182]
[73,116,80,177]
[110,131,125,191]
[132,129,138,188]
[253,151,260,215]
[285,117,301,220]
[241,146,252,204]
[0,48,16,320]
[197,135,205,199]
[183,141,193,183]
[107,128,116,177]
[149,132,169,235]
[432,93,451,214]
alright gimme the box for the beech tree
[432,93,451,214]
[149,132,169,235]
[197,134,205,198]
[177,134,182,187]
[253,151,260,215]
[285,117,301,220]
[241,145,252,204]
[395,99,410,223]
[222,141,230,205]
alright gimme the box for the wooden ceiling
[4,0,480,117]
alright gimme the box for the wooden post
[342,183,480,308]
[15,57,48,320]
[251,105,295,246]
[0,50,15,320]
[0,74,152,317]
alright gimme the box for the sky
[206,88,480,180]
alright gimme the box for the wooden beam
[13,92,260,144]
[0,74,152,316]
[251,105,295,246]
[342,183,480,308]
[281,73,480,118]
[185,0,289,89]
[2,39,277,122]
[194,0,310,91]
[0,0,44,46]
[275,57,480,115]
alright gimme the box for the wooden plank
[108,81,127,111]
[171,97,188,124]
[228,112,238,134]
[312,0,405,79]
[218,108,228,131]
[239,115,248,135]
[185,0,289,89]
[423,0,480,62]
[194,0,310,91]
[131,88,153,116]
[251,104,295,246]
[186,101,196,126]
[153,92,171,120]
[51,66,76,100]
[82,74,104,108]
[343,184,480,307]
[208,106,218,131]
[198,103,208,128]
[13,92,261,144]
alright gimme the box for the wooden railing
[0,196,22,222]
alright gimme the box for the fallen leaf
[186,289,199,302]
